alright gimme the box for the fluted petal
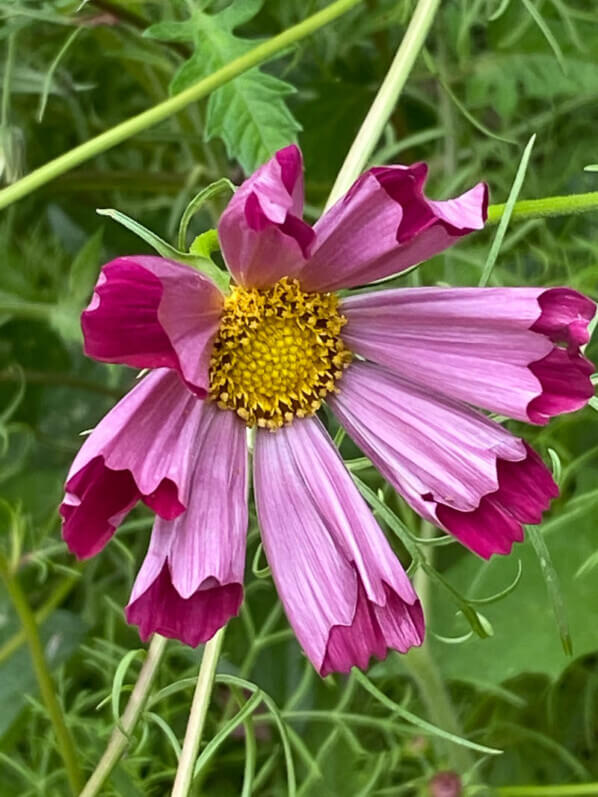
[60,370,205,559]
[341,286,595,424]
[299,164,487,292]
[82,256,223,398]
[254,415,423,676]
[218,145,314,289]
[329,363,558,558]
[125,403,247,646]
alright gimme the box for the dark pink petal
[322,580,424,677]
[532,288,596,349]
[299,164,487,292]
[329,363,557,558]
[126,565,243,647]
[125,404,248,645]
[82,256,223,398]
[341,286,596,424]
[254,415,423,676]
[437,446,558,558]
[218,145,315,289]
[61,370,205,559]
[528,348,595,423]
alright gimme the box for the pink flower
[61,146,595,675]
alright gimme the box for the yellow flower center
[208,277,352,429]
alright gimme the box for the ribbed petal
[60,370,205,559]
[299,163,487,292]
[125,403,247,646]
[218,145,315,289]
[329,363,558,558]
[254,416,423,676]
[341,286,595,424]
[126,565,243,647]
[82,256,223,398]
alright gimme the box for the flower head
[61,145,595,675]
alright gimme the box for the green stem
[0,554,83,796]
[79,634,168,797]
[402,644,473,774]
[171,627,226,797]
[2,32,16,128]
[0,570,80,665]
[497,786,598,797]
[326,0,441,209]
[0,0,363,211]
[487,192,598,224]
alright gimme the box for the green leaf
[190,229,220,260]
[96,208,230,292]
[147,1,300,173]
[67,227,103,308]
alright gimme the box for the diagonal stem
[79,633,168,797]
[171,627,226,797]
[0,0,363,211]
[0,553,83,796]
[325,0,441,208]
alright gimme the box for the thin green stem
[0,0,363,211]
[0,553,83,796]
[0,570,80,665]
[326,0,441,209]
[79,634,168,797]
[498,786,598,797]
[487,192,598,225]
[402,644,474,773]
[171,627,226,797]
[2,32,16,128]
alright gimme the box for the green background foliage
[1,0,598,794]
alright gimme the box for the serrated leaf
[148,1,300,173]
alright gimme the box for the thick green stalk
[171,628,226,797]
[0,554,83,796]
[487,192,598,224]
[326,0,441,208]
[0,0,363,211]
[79,634,168,797]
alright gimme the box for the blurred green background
[1,1,598,795]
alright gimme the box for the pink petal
[253,415,423,676]
[125,403,247,645]
[329,363,558,558]
[299,164,487,292]
[82,256,223,398]
[126,565,243,647]
[532,287,596,349]
[341,286,595,424]
[218,145,315,289]
[61,370,205,559]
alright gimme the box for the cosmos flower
[60,146,595,675]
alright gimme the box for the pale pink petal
[125,403,247,645]
[299,164,487,292]
[341,286,595,424]
[82,256,223,398]
[329,363,558,559]
[254,415,423,676]
[218,145,315,289]
[60,370,205,559]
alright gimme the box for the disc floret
[208,278,352,429]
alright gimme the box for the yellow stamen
[208,277,352,429]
